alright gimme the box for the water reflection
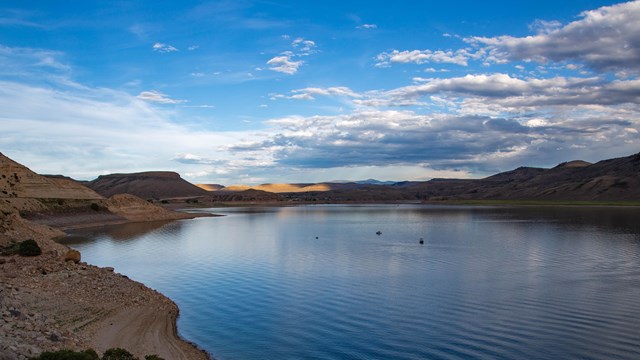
[63,220,177,243]
[64,205,640,360]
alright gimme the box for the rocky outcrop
[0,153,210,359]
[0,249,209,359]
[0,153,102,200]
[86,172,208,199]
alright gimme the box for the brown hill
[0,153,201,230]
[212,189,284,202]
[398,152,640,201]
[1,153,102,200]
[267,152,640,202]
[196,183,225,191]
[87,171,208,199]
[222,183,332,193]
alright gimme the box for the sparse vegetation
[29,349,165,360]
[18,239,42,257]
[102,348,137,360]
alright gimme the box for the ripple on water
[65,205,640,360]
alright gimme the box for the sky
[1,0,639,185]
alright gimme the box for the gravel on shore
[1,205,211,360]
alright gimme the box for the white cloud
[291,37,316,55]
[466,1,640,74]
[188,45,199,51]
[152,42,178,53]
[286,87,362,100]
[357,24,378,30]
[0,80,249,180]
[352,73,640,110]
[0,44,71,75]
[375,49,470,67]
[137,90,186,104]
[267,54,303,74]
[267,37,317,74]
[528,19,562,34]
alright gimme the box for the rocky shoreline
[1,209,211,360]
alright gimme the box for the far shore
[166,198,640,209]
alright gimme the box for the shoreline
[1,204,213,360]
[55,210,214,359]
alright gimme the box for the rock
[105,267,114,272]
[64,250,80,263]
[49,331,61,342]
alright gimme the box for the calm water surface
[63,205,640,360]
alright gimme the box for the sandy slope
[90,306,206,360]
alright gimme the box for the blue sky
[1,1,638,184]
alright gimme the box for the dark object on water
[419,238,424,245]
[315,236,319,239]
[376,231,382,235]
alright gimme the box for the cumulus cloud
[467,1,640,74]
[152,42,178,53]
[528,19,563,34]
[226,107,638,172]
[137,90,186,104]
[267,54,303,75]
[351,74,640,110]
[375,49,471,67]
[267,37,317,74]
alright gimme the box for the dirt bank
[1,199,211,360]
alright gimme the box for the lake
[62,205,640,360]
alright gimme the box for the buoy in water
[419,238,424,244]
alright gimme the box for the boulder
[64,249,81,263]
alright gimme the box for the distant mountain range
[5,151,639,203]
[193,152,640,202]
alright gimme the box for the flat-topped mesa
[0,152,103,200]
[96,171,182,180]
[87,171,208,199]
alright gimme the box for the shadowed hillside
[398,152,640,201]
[87,171,209,199]
[58,151,640,203]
